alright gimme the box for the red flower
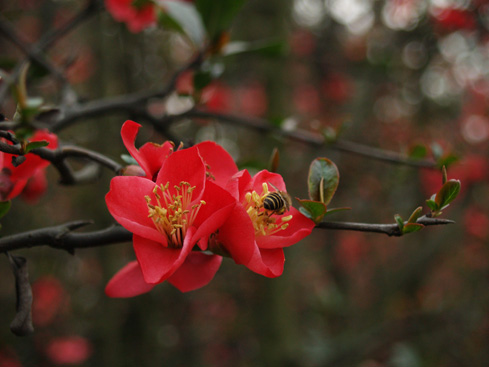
[105,145,236,296]
[45,336,93,365]
[217,169,315,277]
[0,130,58,202]
[105,0,156,33]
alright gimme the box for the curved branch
[160,109,438,169]
[316,216,454,237]
[0,222,131,253]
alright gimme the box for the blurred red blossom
[0,348,22,367]
[432,7,477,31]
[105,0,156,33]
[463,206,489,240]
[45,336,93,365]
[32,276,69,327]
[0,130,58,202]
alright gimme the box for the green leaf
[394,214,404,231]
[193,70,213,90]
[437,154,458,169]
[409,144,427,159]
[0,201,11,219]
[297,199,327,224]
[24,140,49,154]
[426,199,439,212]
[402,223,424,234]
[156,0,206,46]
[407,206,423,224]
[222,40,287,58]
[435,179,461,208]
[195,0,245,41]
[307,158,339,205]
[121,154,138,165]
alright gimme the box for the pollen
[244,183,292,237]
[146,181,205,248]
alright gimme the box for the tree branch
[315,216,454,236]
[0,222,131,253]
[160,109,439,169]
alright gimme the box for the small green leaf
[394,214,404,231]
[307,158,339,205]
[24,140,49,154]
[435,179,461,208]
[121,154,138,165]
[297,199,327,224]
[402,223,424,234]
[426,199,439,212]
[437,154,458,169]
[193,70,213,90]
[0,201,11,219]
[409,144,427,159]
[407,206,423,224]
[222,40,287,58]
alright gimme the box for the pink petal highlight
[167,253,223,292]
[105,260,155,298]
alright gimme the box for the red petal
[21,169,47,203]
[195,141,238,188]
[8,130,58,181]
[191,181,236,244]
[156,146,206,199]
[256,207,315,249]
[226,169,252,200]
[121,120,172,179]
[133,227,195,284]
[246,246,285,278]
[105,176,165,244]
[105,260,155,298]
[251,170,286,193]
[217,205,255,265]
[167,253,222,292]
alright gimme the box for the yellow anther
[262,182,269,194]
[281,215,293,222]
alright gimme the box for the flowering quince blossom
[105,120,314,297]
[0,130,58,202]
[216,169,315,277]
[105,0,156,33]
[105,134,237,296]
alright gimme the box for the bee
[262,183,292,215]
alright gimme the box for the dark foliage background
[0,0,488,366]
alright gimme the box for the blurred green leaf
[307,158,339,205]
[195,0,245,41]
[426,199,439,212]
[394,214,404,231]
[0,201,11,220]
[222,40,287,57]
[324,207,351,217]
[435,179,461,209]
[297,199,327,223]
[24,140,49,154]
[409,144,427,159]
[121,154,138,165]
[156,0,206,46]
[193,70,213,90]
[402,223,424,234]
[437,154,458,169]
[407,206,423,224]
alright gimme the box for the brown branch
[160,109,438,169]
[315,216,454,237]
[0,222,131,253]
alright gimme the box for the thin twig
[316,216,454,237]
[159,109,438,168]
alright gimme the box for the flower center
[244,183,293,237]
[145,181,205,249]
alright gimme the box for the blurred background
[0,0,489,366]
